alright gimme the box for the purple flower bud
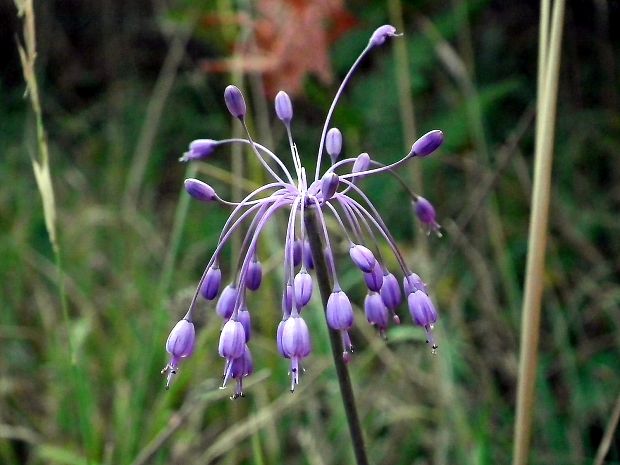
[281,315,312,358]
[166,319,196,359]
[277,318,288,358]
[230,345,254,379]
[292,239,302,267]
[352,152,370,175]
[369,25,401,47]
[411,130,443,157]
[238,307,251,342]
[326,127,343,163]
[365,292,389,332]
[229,345,253,398]
[218,319,246,360]
[415,197,441,235]
[403,272,427,295]
[379,272,402,310]
[184,178,216,202]
[200,265,221,300]
[245,258,263,291]
[162,318,196,388]
[349,244,376,273]
[180,139,218,162]
[303,240,314,269]
[294,270,313,308]
[321,172,339,200]
[326,290,354,330]
[407,290,439,352]
[282,284,293,316]
[281,314,312,390]
[275,90,293,123]
[224,85,246,119]
[408,290,438,327]
[216,284,237,319]
[363,262,384,292]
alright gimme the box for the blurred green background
[1,0,619,464]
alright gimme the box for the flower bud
[180,139,218,162]
[218,319,246,359]
[364,292,389,331]
[303,241,314,269]
[277,318,288,357]
[162,318,196,388]
[281,315,312,359]
[275,90,293,123]
[294,270,313,308]
[407,290,438,327]
[245,258,263,291]
[369,25,401,47]
[411,130,443,157]
[414,197,441,235]
[403,272,427,295]
[166,319,196,359]
[379,272,402,310]
[184,178,216,202]
[224,85,246,119]
[200,265,221,300]
[282,284,293,316]
[216,284,237,319]
[321,172,339,200]
[349,244,376,273]
[292,239,302,267]
[352,152,371,179]
[238,307,251,342]
[326,290,354,330]
[326,127,343,163]
[363,262,384,292]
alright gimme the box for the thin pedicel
[163,25,445,395]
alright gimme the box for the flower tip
[180,139,218,162]
[321,172,340,200]
[369,24,402,47]
[184,178,217,202]
[326,127,343,163]
[224,85,247,119]
[411,130,444,157]
[275,90,293,123]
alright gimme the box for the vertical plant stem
[512,1,565,465]
[304,210,370,465]
[15,0,95,461]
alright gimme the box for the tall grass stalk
[14,0,95,461]
[512,1,565,464]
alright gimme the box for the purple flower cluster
[162,25,443,396]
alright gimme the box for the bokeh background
[1,1,619,464]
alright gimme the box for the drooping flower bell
[161,318,195,389]
[407,290,439,353]
[414,196,442,236]
[164,24,445,395]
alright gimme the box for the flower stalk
[304,209,370,465]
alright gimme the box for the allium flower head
[164,25,446,395]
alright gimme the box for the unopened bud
[275,91,293,123]
[184,178,216,202]
[326,128,343,163]
[224,85,247,119]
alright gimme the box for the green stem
[512,1,565,464]
[304,210,370,465]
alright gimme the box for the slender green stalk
[512,1,565,464]
[14,0,95,460]
[304,210,370,465]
